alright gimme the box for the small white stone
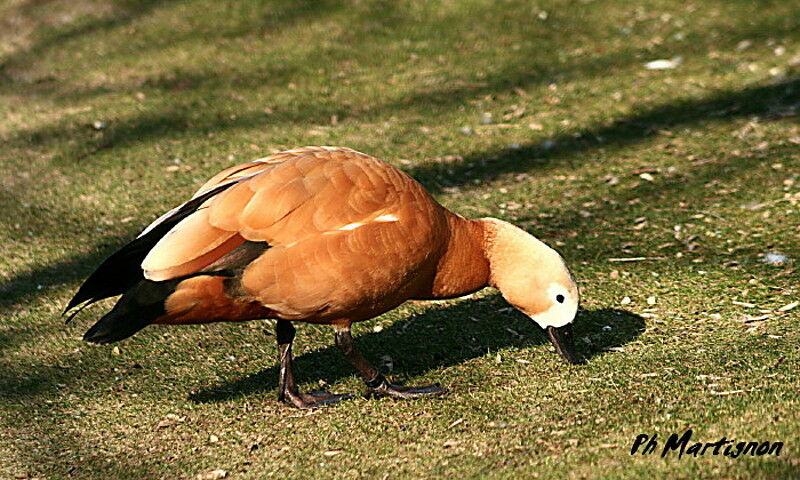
[644,57,682,70]
[763,253,789,265]
[195,469,227,480]
[620,296,632,305]
[380,354,394,372]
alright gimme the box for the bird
[65,146,581,408]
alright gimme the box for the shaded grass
[189,302,645,404]
[0,0,799,478]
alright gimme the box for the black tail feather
[82,272,235,344]
[83,299,162,344]
[82,278,182,344]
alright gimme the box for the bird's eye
[556,294,565,304]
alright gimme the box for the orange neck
[424,213,490,299]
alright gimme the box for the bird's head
[480,218,582,364]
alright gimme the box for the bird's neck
[424,213,491,299]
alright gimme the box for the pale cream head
[481,218,579,329]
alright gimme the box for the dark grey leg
[275,320,298,404]
[275,320,351,408]
[334,327,447,400]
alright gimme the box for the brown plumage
[67,146,581,408]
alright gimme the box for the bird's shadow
[190,295,644,403]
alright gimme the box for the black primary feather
[63,180,240,321]
[82,277,182,344]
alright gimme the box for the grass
[1,0,798,478]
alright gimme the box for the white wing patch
[374,214,399,222]
[338,222,365,231]
[324,213,400,235]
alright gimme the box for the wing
[141,147,442,288]
[64,148,320,315]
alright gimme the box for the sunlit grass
[0,0,798,478]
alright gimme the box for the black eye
[556,294,565,304]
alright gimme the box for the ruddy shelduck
[66,146,581,408]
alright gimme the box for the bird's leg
[275,320,297,404]
[275,320,351,408]
[334,327,447,400]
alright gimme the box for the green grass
[1,0,799,478]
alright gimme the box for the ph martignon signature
[631,429,783,459]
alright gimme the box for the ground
[0,0,798,478]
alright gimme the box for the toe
[406,384,447,396]
[300,391,353,407]
[367,382,448,399]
